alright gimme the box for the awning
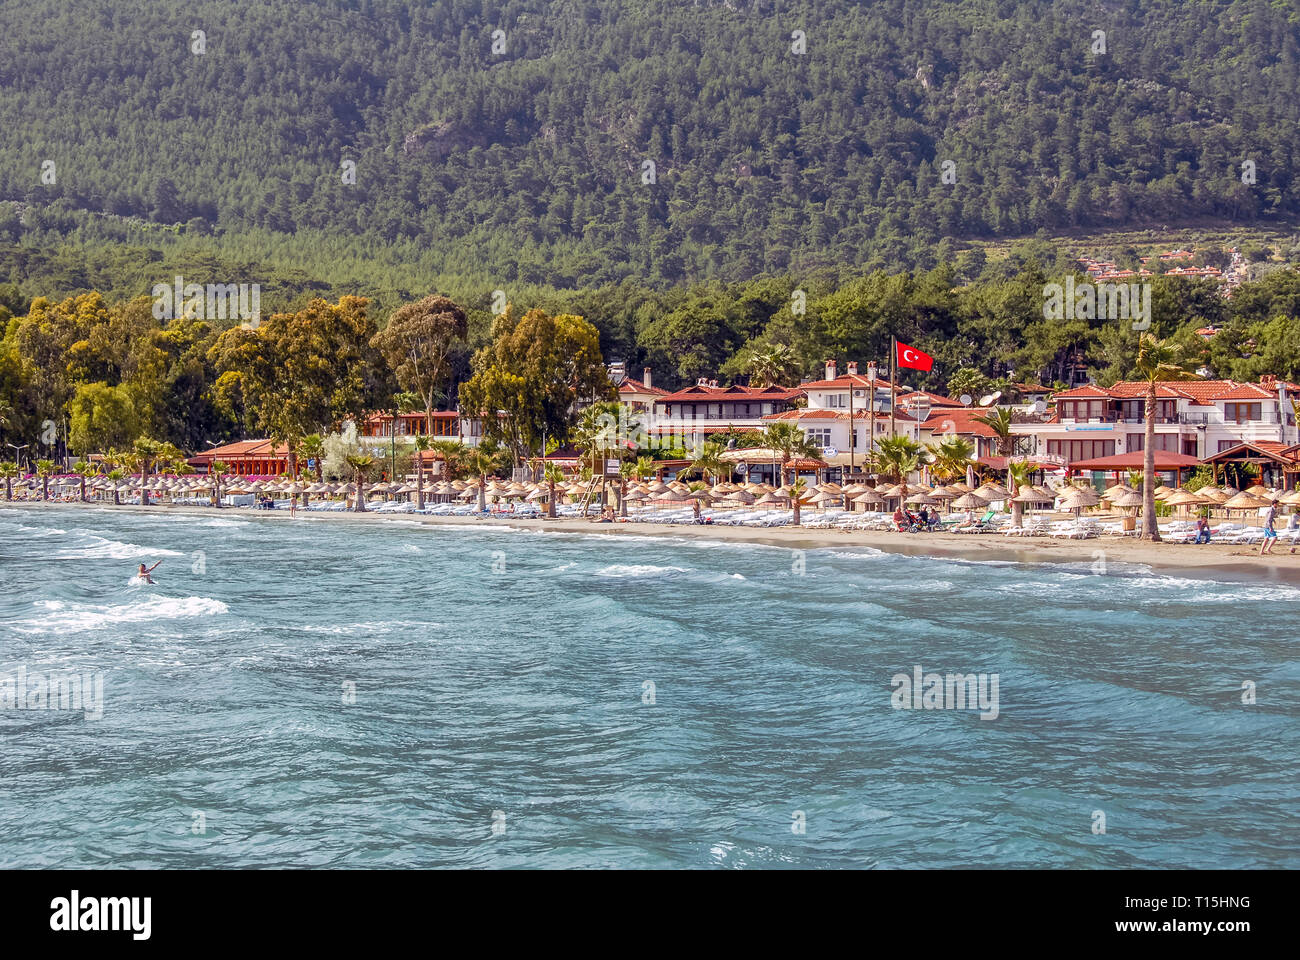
[1068,451,1200,471]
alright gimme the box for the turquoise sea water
[1,504,1297,868]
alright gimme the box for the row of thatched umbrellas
[27,473,1294,521]
[30,473,1037,509]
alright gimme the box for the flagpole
[889,335,897,439]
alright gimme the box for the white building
[761,360,922,468]
[1010,376,1300,467]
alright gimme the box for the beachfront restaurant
[1065,450,1201,489]
[187,439,290,477]
[1202,441,1300,490]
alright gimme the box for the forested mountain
[2,0,1298,289]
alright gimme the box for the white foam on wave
[198,518,250,529]
[294,619,443,635]
[820,548,887,560]
[59,535,185,560]
[429,523,519,533]
[15,595,229,633]
[2,521,67,537]
[595,564,691,578]
[1118,576,1300,603]
[591,563,748,583]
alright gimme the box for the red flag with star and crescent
[895,341,934,372]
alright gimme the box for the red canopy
[1068,451,1200,471]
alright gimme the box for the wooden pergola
[1202,441,1299,490]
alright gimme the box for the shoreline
[6,498,1300,587]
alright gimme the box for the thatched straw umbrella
[851,489,885,507]
[1057,485,1101,517]
[1163,488,1206,519]
[950,492,989,512]
[1222,491,1270,516]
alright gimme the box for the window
[1218,439,1239,453]
[825,393,846,408]
[1223,403,1261,423]
[1047,439,1116,463]
[805,428,832,447]
[1126,433,1178,452]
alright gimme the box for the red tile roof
[919,409,1001,438]
[616,376,669,397]
[1054,379,1298,405]
[188,439,289,465]
[799,372,902,391]
[1203,440,1297,464]
[896,389,964,408]
[655,384,803,403]
[763,409,849,421]
[1053,384,1113,399]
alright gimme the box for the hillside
[2,0,1298,288]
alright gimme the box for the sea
[1,505,1297,868]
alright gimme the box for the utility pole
[848,366,854,476]
[867,362,877,473]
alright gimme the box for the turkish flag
[896,341,934,372]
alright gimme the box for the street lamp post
[7,443,28,472]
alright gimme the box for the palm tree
[0,461,17,501]
[789,476,809,525]
[688,440,729,487]
[343,453,375,512]
[573,400,634,511]
[299,434,325,481]
[210,459,228,508]
[106,468,124,505]
[543,461,564,518]
[632,455,655,480]
[762,421,820,485]
[429,438,464,482]
[925,435,975,483]
[1134,334,1196,540]
[874,435,925,483]
[411,435,431,510]
[1006,460,1034,529]
[973,406,1017,501]
[687,480,710,521]
[35,459,55,500]
[132,437,165,506]
[464,443,506,513]
[74,460,96,502]
[747,343,798,388]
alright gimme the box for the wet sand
[8,498,1299,586]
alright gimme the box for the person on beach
[135,560,162,584]
[1288,510,1299,554]
[1260,499,1278,555]
[953,509,978,532]
[1195,514,1211,544]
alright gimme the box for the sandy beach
[7,498,1299,586]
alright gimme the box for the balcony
[1181,411,1288,425]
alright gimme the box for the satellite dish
[978,391,1002,407]
[959,394,973,406]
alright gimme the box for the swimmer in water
[136,560,163,584]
